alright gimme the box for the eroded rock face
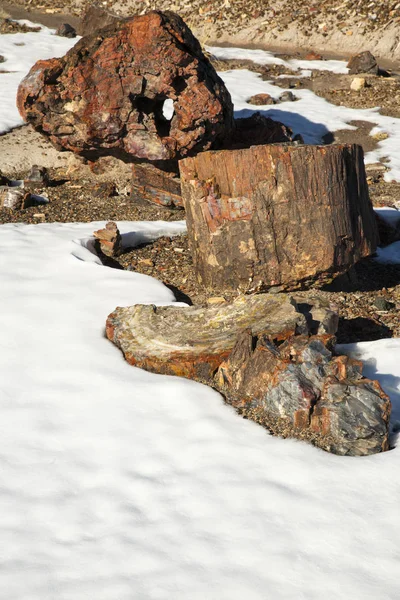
[17,11,234,166]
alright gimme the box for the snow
[0,220,400,600]
[2,20,400,600]
[208,45,349,74]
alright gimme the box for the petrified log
[106,294,309,380]
[16,11,233,166]
[179,143,379,292]
[216,331,390,456]
[106,294,391,456]
[131,163,183,208]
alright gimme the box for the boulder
[226,112,292,150]
[347,51,379,75]
[17,11,234,167]
[55,23,77,38]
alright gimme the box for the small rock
[0,55,5,64]
[93,221,122,257]
[25,165,49,187]
[374,296,392,311]
[279,91,297,102]
[55,23,77,38]
[347,51,379,75]
[92,182,118,198]
[138,258,154,267]
[248,93,275,105]
[0,187,24,209]
[350,77,366,91]
[207,296,226,305]
[304,51,323,60]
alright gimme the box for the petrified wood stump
[179,143,379,291]
[106,294,390,456]
[17,11,233,166]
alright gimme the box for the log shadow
[325,259,400,292]
[336,317,393,344]
[165,283,193,305]
[234,107,333,145]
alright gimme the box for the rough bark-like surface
[216,331,390,456]
[106,294,390,456]
[179,143,379,291]
[106,294,309,380]
[131,163,183,208]
[17,11,233,167]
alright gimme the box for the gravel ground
[2,2,400,347]
[6,0,400,36]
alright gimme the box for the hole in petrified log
[336,317,393,344]
[133,95,173,138]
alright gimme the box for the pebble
[351,77,367,91]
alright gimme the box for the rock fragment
[93,221,122,257]
[248,93,275,105]
[216,331,390,456]
[55,23,77,38]
[347,51,379,75]
[350,77,367,91]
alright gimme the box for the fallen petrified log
[106,294,390,456]
[131,163,183,209]
[16,11,233,166]
[179,143,379,291]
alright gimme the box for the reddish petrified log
[17,11,233,166]
[179,143,379,291]
[106,294,391,456]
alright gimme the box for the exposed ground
[2,2,400,347]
